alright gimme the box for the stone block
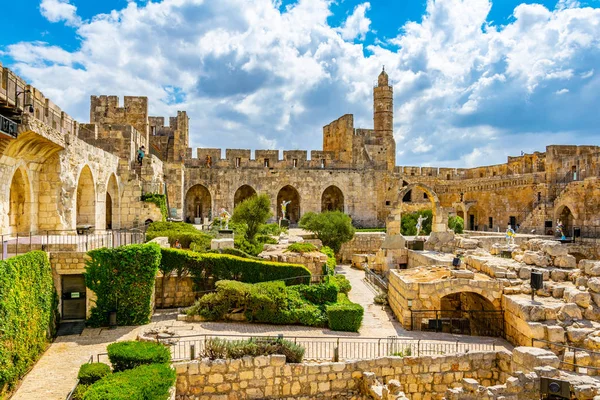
[581,260,600,276]
[564,289,591,308]
[555,254,577,269]
[588,277,600,293]
[542,241,568,257]
[546,325,566,343]
[559,303,583,320]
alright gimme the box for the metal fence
[532,339,600,373]
[365,268,388,291]
[157,334,499,362]
[410,310,505,338]
[0,227,146,260]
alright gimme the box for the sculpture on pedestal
[415,215,428,238]
[220,208,231,230]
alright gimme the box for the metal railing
[0,226,146,260]
[532,339,600,373]
[365,268,388,291]
[410,310,505,338]
[65,355,94,400]
[157,333,499,362]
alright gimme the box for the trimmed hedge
[293,282,338,304]
[146,221,213,251]
[78,363,112,385]
[82,363,175,400]
[321,246,336,275]
[160,248,311,292]
[84,243,161,327]
[0,251,58,395]
[187,280,329,327]
[286,243,318,254]
[326,294,364,332]
[107,341,170,372]
[206,247,259,260]
[203,337,305,363]
[331,274,351,294]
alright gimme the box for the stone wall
[339,233,386,263]
[174,351,509,400]
[155,275,195,308]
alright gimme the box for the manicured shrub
[141,193,168,221]
[202,337,305,363]
[299,211,356,254]
[331,274,351,294]
[83,363,175,400]
[146,221,213,251]
[107,341,171,372]
[159,248,311,293]
[0,251,58,394]
[321,246,336,275]
[85,244,161,327]
[326,295,364,332]
[206,247,259,259]
[292,282,338,304]
[286,243,317,253]
[72,384,90,400]
[77,363,111,385]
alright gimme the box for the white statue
[281,200,291,220]
[506,224,516,245]
[415,215,428,237]
[220,208,231,230]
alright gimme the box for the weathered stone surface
[567,327,595,343]
[588,277,600,293]
[554,254,577,269]
[581,260,600,277]
[558,303,583,320]
[546,325,565,343]
[542,241,569,257]
[564,289,591,308]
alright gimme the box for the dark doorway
[509,216,516,230]
[469,215,475,231]
[61,275,86,320]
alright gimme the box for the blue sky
[2,0,600,167]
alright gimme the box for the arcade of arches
[234,185,257,208]
[76,166,96,227]
[185,185,212,222]
[321,185,344,212]
[277,185,300,223]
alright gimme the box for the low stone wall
[259,250,328,276]
[155,274,196,308]
[339,233,386,263]
[174,352,508,400]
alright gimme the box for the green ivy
[0,252,59,395]
[84,243,161,327]
[142,193,168,222]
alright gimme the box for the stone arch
[277,185,301,223]
[388,183,445,235]
[185,184,212,223]
[105,174,119,230]
[438,291,503,337]
[234,185,257,208]
[8,167,33,234]
[321,185,344,212]
[554,203,577,237]
[435,286,502,310]
[76,165,97,228]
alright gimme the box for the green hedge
[160,248,311,292]
[321,246,336,275]
[82,364,175,400]
[84,244,161,327]
[107,341,170,372]
[331,274,351,294]
[146,221,213,252]
[0,251,58,395]
[326,294,364,332]
[293,282,338,304]
[141,193,168,222]
[203,337,305,363]
[206,248,259,260]
[78,363,111,385]
[286,243,318,254]
[187,280,329,327]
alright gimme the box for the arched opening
[569,252,586,263]
[402,181,411,202]
[277,185,301,224]
[234,185,257,208]
[467,206,482,231]
[438,292,503,337]
[556,205,574,237]
[8,168,32,235]
[321,185,344,212]
[185,185,212,223]
[388,183,445,235]
[76,165,96,228]
[106,174,119,230]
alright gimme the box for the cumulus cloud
[40,0,81,26]
[4,0,600,167]
[337,2,372,41]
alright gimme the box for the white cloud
[40,0,81,27]
[337,2,372,41]
[4,0,600,167]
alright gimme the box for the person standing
[137,146,145,165]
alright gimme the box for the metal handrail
[65,355,94,400]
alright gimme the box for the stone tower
[373,68,396,171]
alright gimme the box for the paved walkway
[11,265,511,399]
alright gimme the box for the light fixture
[407,299,413,309]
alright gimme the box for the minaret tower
[373,67,396,170]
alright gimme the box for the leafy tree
[448,215,464,234]
[299,211,355,254]
[231,194,272,242]
[400,209,433,236]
